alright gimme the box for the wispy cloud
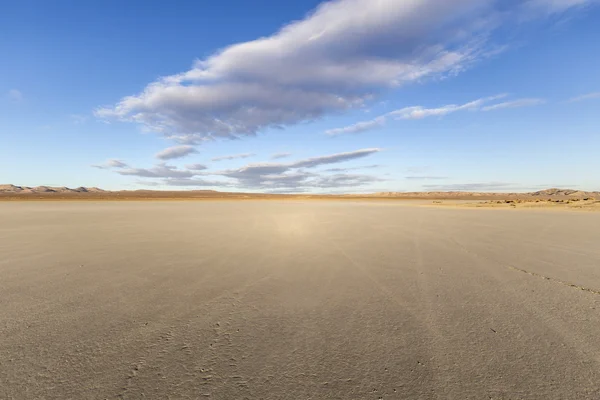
[567,91,600,103]
[92,159,128,169]
[95,0,589,144]
[70,114,88,124]
[325,117,385,136]
[100,148,383,191]
[162,178,228,187]
[211,153,255,162]
[118,163,197,178]
[422,182,517,191]
[390,94,507,120]
[405,176,448,180]
[323,165,380,172]
[155,145,198,160]
[525,0,597,14]
[213,148,382,190]
[481,98,545,111]
[270,152,292,160]
[326,93,545,135]
[185,163,208,171]
[7,89,23,102]
[406,166,430,174]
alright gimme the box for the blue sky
[1,0,599,193]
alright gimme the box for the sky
[1,0,599,193]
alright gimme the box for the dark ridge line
[508,266,600,296]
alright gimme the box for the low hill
[372,188,599,199]
[1,184,598,200]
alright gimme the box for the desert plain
[1,198,600,399]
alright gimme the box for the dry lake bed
[1,201,600,399]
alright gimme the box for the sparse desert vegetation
[448,198,600,211]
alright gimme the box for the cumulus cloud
[8,89,23,102]
[155,145,198,160]
[95,0,591,143]
[481,98,545,111]
[567,91,600,103]
[270,152,292,160]
[92,159,128,169]
[211,153,255,162]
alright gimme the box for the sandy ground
[1,201,600,399]
[435,199,600,212]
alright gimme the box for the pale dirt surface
[1,201,600,400]
[432,199,600,212]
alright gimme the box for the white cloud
[481,98,545,111]
[8,89,23,102]
[323,164,379,172]
[405,176,448,180]
[390,94,507,120]
[525,0,597,13]
[185,163,208,171]
[155,145,198,160]
[422,182,517,191]
[290,148,381,168]
[95,0,592,143]
[211,153,255,162]
[92,159,128,169]
[101,148,383,191]
[567,91,600,103]
[118,163,198,178]
[325,117,385,135]
[326,94,512,135]
[214,148,382,190]
[270,152,292,160]
[162,178,228,187]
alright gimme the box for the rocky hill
[530,188,597,197]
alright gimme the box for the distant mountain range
[0,184,105,193]
[1,185,598,199]
[372,188,600,198]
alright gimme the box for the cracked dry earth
[1,201,600,399]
